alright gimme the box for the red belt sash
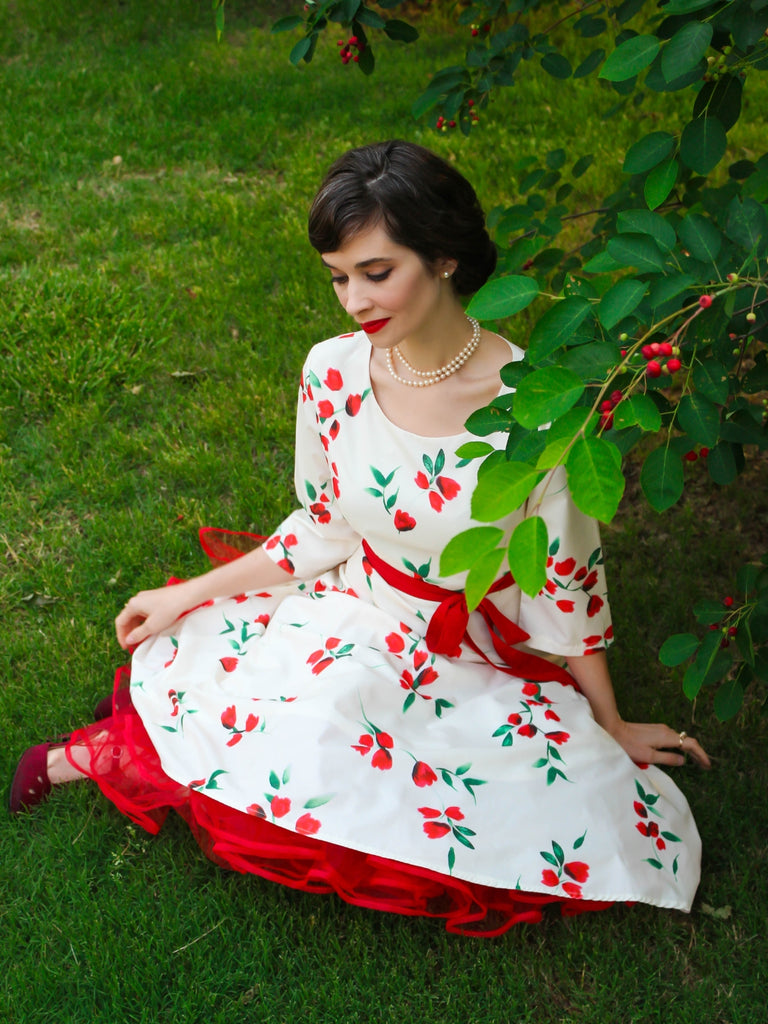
[362,540,578,690]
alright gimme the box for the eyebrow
[320,256,394,270]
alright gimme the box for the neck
[397,301,473,371]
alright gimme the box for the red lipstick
[360,318,390,334]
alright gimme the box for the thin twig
[172,919,226,955]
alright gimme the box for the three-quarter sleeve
[517,467,614,657]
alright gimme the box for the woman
[10,140,709,936]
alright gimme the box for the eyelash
[331,269,392,285]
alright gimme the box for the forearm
[176,545,295,606]
[565,650,622,735]
[117,545,296,648]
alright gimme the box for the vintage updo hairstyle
[308,140,497,296]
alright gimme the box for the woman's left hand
[608,720,711,769]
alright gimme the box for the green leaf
[663,0,718,12]
[268,770,281,790]
[606,234,666,272]
[714,676,745,722]
[644,159,678,211]
[598,279,646,330]
[571,154,594,178]
[649,273,696,310]
[725,196,768,256]
[528,298,593,361]
[693,74,743,132]
[289,35,313,65]
[464,404,512,436]
[547,407,598,442]
[617,209,676,251]
[623,132,675,174]
[677,394,721,447]
[706,441,739,485]
[508,516,548,597]
[677,213,722,263]
[304,793,334,808]
[440,526,505,576]
[271,15,304,33]
[471,462,543,522]
[566,437,625,522]
[693,359,729,405]
[560,343,618,380]
[573,48,605,78]
[465,546,506,612]
[659,633,700,666]
[640,446,683,511]
[662,22,712,82]
[537,438,572,470]
[383,18,418,42]
[455,441,495,460]
[600,35,660,81]
[541,52,572,79]
[514,367,585,429]
[680,116,727,174]
[466,275,539,320]
[613,394,662,432]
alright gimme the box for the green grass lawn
[1,2,767,1021]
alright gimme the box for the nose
[343,276,373,318]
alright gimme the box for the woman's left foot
[8,739,69,814]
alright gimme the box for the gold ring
[678,731,687,747]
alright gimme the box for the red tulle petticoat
[66,668,614,937]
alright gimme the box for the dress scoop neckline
[361,332,520,442]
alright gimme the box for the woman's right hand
[115,585,194,650]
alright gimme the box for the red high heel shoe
[8,738,69,814]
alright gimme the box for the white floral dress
[73,331,702,935]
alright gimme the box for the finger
[647,749,686,768]
[681,736,711,769]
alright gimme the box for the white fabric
[130,332,701,909]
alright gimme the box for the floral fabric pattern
[126,331,701,912]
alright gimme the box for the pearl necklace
[385,317,481,388]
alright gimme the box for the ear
[436,258,458,280]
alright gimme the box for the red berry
[600,400,613,413]
[723,596,734,607]
[471,27,478,36]
[667,357,682,373]
[600,412,614,430]
[699,294,713,309]
[641,345,655,360]
[683,450,698,462]
[659,341,673,356]
[468,99,474,107]
[610,390,622,406]
[651,342,661,355]
[646,360,662,377]
[699,447,709,458]
[348,35,358,45]
[728,626,737,637]
[448,120,456,128]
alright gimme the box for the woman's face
[321,222,455,348]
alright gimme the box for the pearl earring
[442,271,451,279]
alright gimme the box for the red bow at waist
[361,541,578,690]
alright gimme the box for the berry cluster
[436,100,479,131]
[337,35,363,64]
[470,23,490,37]
[708,596,739,648]
[599,389,623,430]
[683,446,709,462]
[641,340,682,378]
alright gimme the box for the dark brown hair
[308,140,496,296]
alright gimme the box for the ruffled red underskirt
[66,667,614,937]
